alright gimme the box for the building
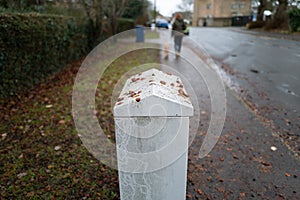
[193,0,252,27]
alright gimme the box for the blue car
[156,19,169,29]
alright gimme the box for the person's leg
[174,35,182,58]
[174,36,180,52]
[177,36,183,52]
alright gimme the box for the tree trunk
[271,0,289,29]
[111,16,118,36]
[95,0,104,39]
[257,0,267,22]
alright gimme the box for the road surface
[190,27,300,157]
[156,27,300,199]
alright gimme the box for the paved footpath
[150,29,299,199]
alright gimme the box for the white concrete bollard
[114,68,193,200]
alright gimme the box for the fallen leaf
[47,165,54,169]
[131,78,139,82]
[54,146,61,151]
[1,133,7,139]
[270,146,277,151]
[261,161,271,167]
[93,110,98,115]
[117,97,124,102]
[17,172,27,178]
[197,189,203,195]
[178,89,189,97]
[58,120,65,124]
[160,81,166,85]
[261,168,270,173]
[218,187,225,193]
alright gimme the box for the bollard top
[114,68,193,117]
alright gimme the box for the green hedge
[288,8,300,32]
[0,13,90,97]
[117,18,135,33]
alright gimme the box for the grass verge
[0,43,160,199]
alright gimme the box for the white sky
[151,0,183,17]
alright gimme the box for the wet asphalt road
[189,27,300,157]
[156,28,300,199]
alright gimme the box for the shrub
[0,13,90,97]
[117,18,135,33]
[246,21,266,29]
[288,8,300,32]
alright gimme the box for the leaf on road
[196,189,203,195]
[270,146,277,151]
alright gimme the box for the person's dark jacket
[172,18,186,36]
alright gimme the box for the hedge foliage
[117,18,135,33]
[0,13,90,97]
[288,8,300,32]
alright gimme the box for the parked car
[156,19,169,29]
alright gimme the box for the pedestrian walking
[172,13,186,58]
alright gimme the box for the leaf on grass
[54,146,61,151]
[47,165,54,169]
[58,120,65,124]
[17,172,27,178]
[1,133,7,139]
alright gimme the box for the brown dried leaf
[178,89,189,98]
[160,81,166,85]
[197,189,203,195]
